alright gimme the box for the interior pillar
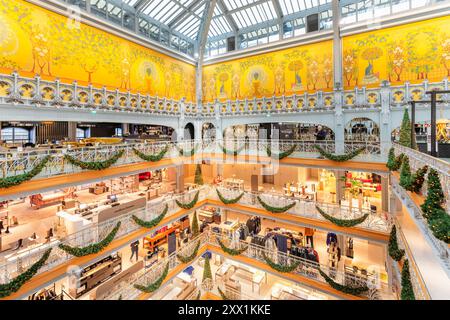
[122,123,130,136]
[68,122,77,141]
[176,165,185,193]
[381,175,389,212]
[335,170,346,204]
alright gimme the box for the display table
[56,211,92,235]
[223,178,244,190]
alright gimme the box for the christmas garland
[175,191,200,209]
[318,268,369,296]
[257,195,296,213]
[64,150,125,171]
[314,145,365,162]
[0,155,51,189]
[216,189,244,204]
[132,145,169,162]
[266,144,297,160]
[388,225,405,262]
[134,263,169,293]
[216,237,248,256]
[176,240,201,264]
[58,222,121,257]
[0,248,52,298]
[218,287,230,300]
[262,252,301,273]
[315,205,369,227]
[176,144,198,157]
[131,205,168,228]
[220,143,246,156]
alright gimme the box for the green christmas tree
[421,169,445,220]
[194,164,204,185]
[400,260,415,300]
[202,255,213,291]
[410,165,428,193]
[388,225,405,262]
[429,209,450,244]
[191,211,199,237]
[399,108,413,148]
[399,156,412,190]
[386,147,396,171]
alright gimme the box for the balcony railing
[0,139,382,182]
[0,184,391,290]
[104,230,391,300]
[1,72,449,118]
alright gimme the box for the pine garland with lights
[0,155,51,189]
[175,191,200,210]
[134,263,169,293]
[315,205,369,227]
[177,240,201,264]
[64,150,124,170]
[400,260,415,300]
[58,222,121,257]
[409,165,428,193]
[266,144,297,160]
[262,252,300,273]
[318,268,369,296]
[194,164,204,185]
[216,189,244,204]
[216,237,248,256]
[131,205,168,228]
[132,146,168,162]
[314,145,365,162]
[399,156,412,190]
[0,248,52,298]
[191,211,200,237]
[257,196,296,213]
[388,225,405,262]
[220,143,246,156]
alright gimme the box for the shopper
[130,240,139,262]
[305,227,315,248]
[315,126,327,141]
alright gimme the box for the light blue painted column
[334,86,345,154]
[380,81,392,158]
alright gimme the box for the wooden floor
[0,154,388,198]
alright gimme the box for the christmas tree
[399,108,413,148]
[409,165,428,193]
[386,148,396,171]
[201,254,213,291]
[429,209,450,244]
[421,169,445,220]
[191,211,199,237]
[400,260,415,300]
[399,156,412,190]
[194,163,204,185]
[388,225,405,262]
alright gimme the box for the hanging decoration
[262,252,300,273]
[0,155,51,189]
[220,143,246,156]
[132,205,168,228]
[314,145,365,162]
[318,269,369,296]
[216,189,244,204]
[266,144,297,160]
[0,248,52,298]
[64,150,125,171]
[134,263,169,293]
[176,241,201,264]
[175,191,200,210]
[388,225,405,262]
[58,222,121,257]
[216,237,248,256]
[257,196,296,213]
[132,146,169,162]
[315,206,369,227]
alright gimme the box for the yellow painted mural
[342,16,450,89]
[202,40,333,102]
[0,0,196,101]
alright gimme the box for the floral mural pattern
[0,0,196,101]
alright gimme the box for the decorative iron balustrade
[0,72,198,117]
[0,73,448,118]
[0,139,381,181]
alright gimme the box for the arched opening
[345,117,380,142]
[184,122,195,140]
[202,122,216,140]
